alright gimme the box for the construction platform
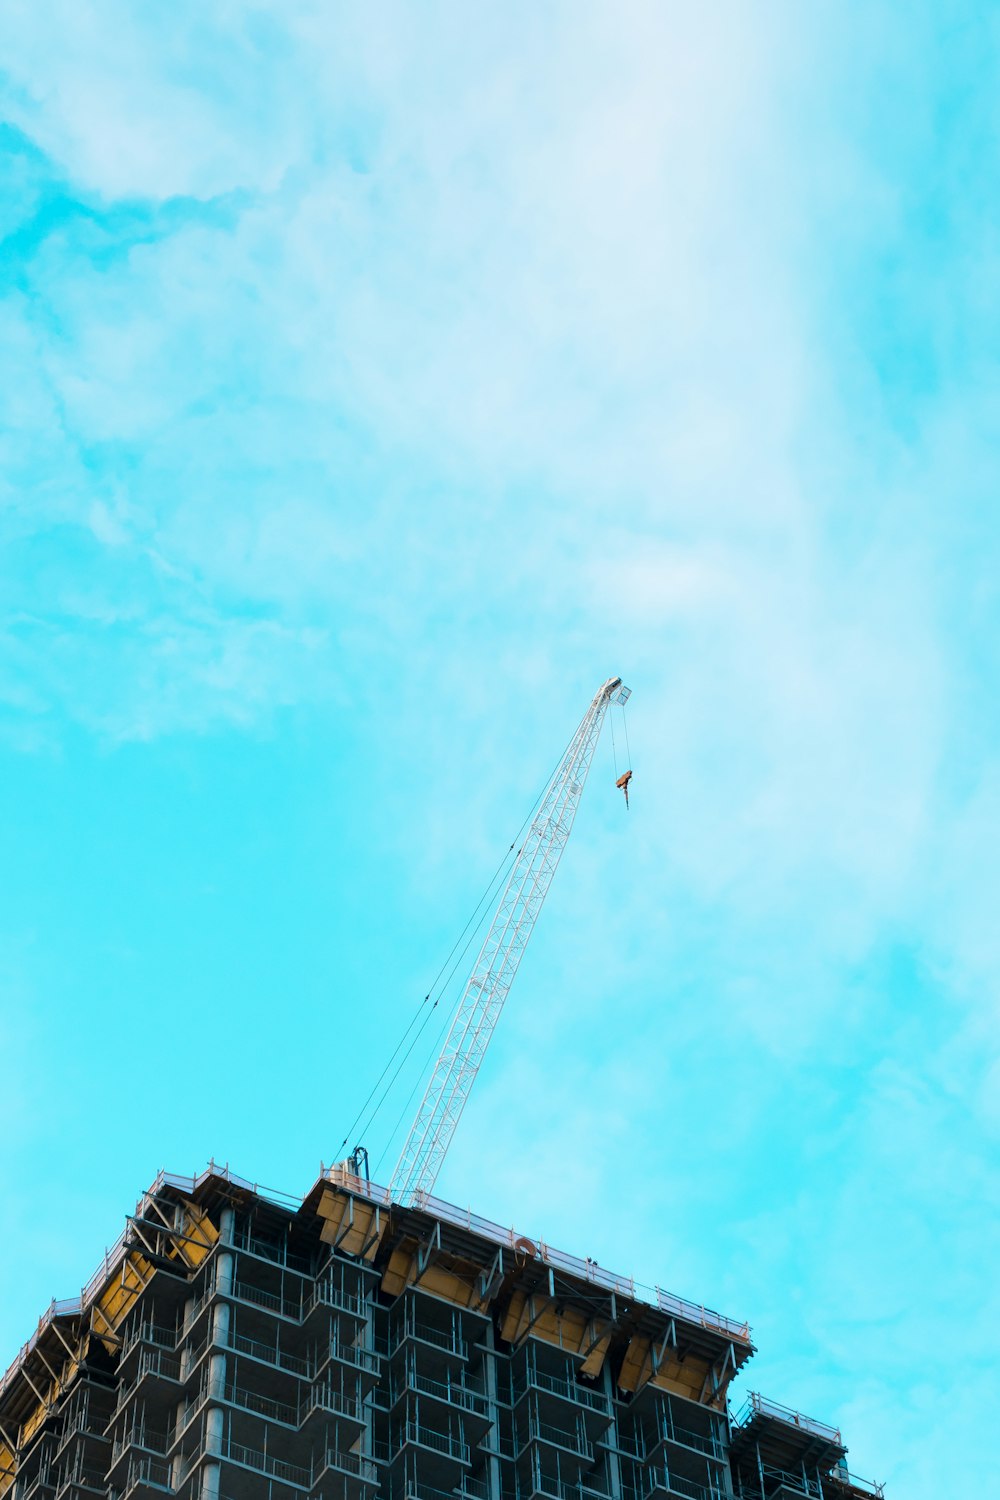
[0,1165,884,1500]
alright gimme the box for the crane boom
[390,675,631,1205]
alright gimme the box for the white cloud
[1,9,998,1495]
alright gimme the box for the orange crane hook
[616,769,633,809]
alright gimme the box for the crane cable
[336,723,578,1160]
[372,963,472,1178]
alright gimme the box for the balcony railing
[640,1469,725,1500]
[395,1421,471,1465]
[228,1278,302,1321]
[825,1468,886,1498]
[218,1379,297,1427]
[54,1460,110,1498]
[315,1336,382,1379]
[108,1454,173,1499]
[521,1416,593,1460]
[111,1349,183,1418]
[303,1280,367,1322]
[390,1316,468,1359]
[514,1368,609,1414]
[212,1436,310,1489]
[737,1394,842,1446]
[224,1326,310,1378]
[120,1321,177,1361]
[299,1384,365,1426]
[313,1447,380,1484]
[522,1479,613,1500]
[393,1368,489,1416]
[230,1227,314,1276]
[19,1470,57,1500]
[110,1423,169,1467]
[653,1411,725,1462]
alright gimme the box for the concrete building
[0,1164,884,1500]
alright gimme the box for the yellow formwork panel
[499,1289,595,1358]
[651,1352,713,1403]
[20,1396,51,1446]
[380,1247,413,1298]
[94,1250,155,1349]
[499,1289,527,1343]
[317,1189,386,1261]
[580,1333,611,1379]
[173,1201,218,1267]
[616,1335,650,1392]
[381,1248,511,1316]
[1,1439,16,1498]
[419,1264,481,1309]
[616,1333,714,1402]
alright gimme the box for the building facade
[0,1166,883,1500]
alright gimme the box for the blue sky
[1,3,998,1495]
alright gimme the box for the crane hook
[616,769,633,809]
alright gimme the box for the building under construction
[0,682,886,1499]
[0,1163,884,1500]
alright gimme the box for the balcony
[230,1228,314,1276]
[19,1470,57,1500]
[649,1410,726,1465]
[313,1336,382,1385]
[108,1454,173,1499]
[178,1435,314,1493]
[824,1469,886,1499]
[393,1420,471,1467]
[110,1349,183,1420]
[54,1460,111,1498]
[119,1321,177,1362]
[298,1383,366,1429]
[390,1315,468,1361]
[519,1477,612,1500]
[391,1367,490,1419]
[736,1397,840,1447]
[223,1326,310,1379]
[302,1280,368,1324]
[228,1278,303,1322]
[53,1405,97,1460]
[310,1446,380,1492]
[639,1466,726,1500]
[518,1415,593,1462]
[513,1369,609,1417]
[109,1423,169,1476]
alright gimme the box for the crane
[388,675,632,1206]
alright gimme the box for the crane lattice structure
[390,675,631,1205]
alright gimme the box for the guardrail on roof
[326,1166,751,1345]
[736,1392,842,1444]
[0,1162,301,1405]
[2,1159,752,1413]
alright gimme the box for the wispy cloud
[1,6,997,1495]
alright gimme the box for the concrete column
[170,1401,186,1490]
[216,1208,235,1296]
[208,1352,227,1401]
[603,1358,623,1500]
[199,1403,224,1499]
[197,1207,234,1500]
[482,1322,502,1500]
[200,1459,221,1500]
[211,1301,231,1352]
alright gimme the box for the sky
[1,2,998,1495]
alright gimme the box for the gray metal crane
[389,676,631,1206]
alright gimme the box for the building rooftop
[0,1162,885,1500]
